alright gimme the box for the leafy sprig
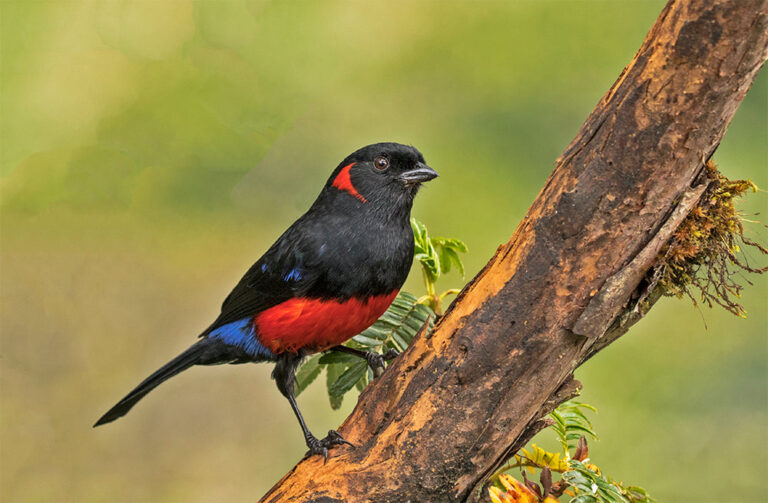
[563,461,627,503]
[411,218,467,315]
[549,401,598,455]
[490,403,654,503]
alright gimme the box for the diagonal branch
[260,1,768,501]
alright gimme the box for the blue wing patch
[282,267,303,282]
[259,261,301,282]
[208,318,275,360]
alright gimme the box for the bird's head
[323,143,438,206]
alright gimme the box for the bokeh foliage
[1,1,765,502]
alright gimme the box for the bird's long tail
[94,340,214,427]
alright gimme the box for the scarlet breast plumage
[254,291,399,353]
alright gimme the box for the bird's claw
[365,352,386,372]
[305,430,354,463]
[366,348,399,369]
[366,349,400,377]
[382,349,399,361]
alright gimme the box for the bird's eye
[374,156,389,170]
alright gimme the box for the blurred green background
[1,1,766,501]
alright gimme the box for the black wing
[200,226,322,336]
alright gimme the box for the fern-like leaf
[563,461,628,503]
[550,401,598,455]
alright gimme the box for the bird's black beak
[399,163,438,185]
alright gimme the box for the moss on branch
[657,160,767,317]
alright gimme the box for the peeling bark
[260,1,768,502]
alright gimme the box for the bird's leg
[328,345,399,377]
[273,353,353,462]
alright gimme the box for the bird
[94,142,438,460]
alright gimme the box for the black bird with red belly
[94,142,438,459]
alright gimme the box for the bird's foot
[366,349,399,377]
[305,430,354,463]
[382,348,399,361]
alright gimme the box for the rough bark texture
[261,1,768,502]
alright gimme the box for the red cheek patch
[331,162,367,202]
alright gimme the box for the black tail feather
[94,340,211,427]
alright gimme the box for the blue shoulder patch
[208,318,275,360]
[282,267,303,282]
[260,261,301,282]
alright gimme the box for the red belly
[254,291,398,354]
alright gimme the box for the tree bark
[261,1,768,501]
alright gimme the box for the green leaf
[328,360,368,397]
[570,495,599,503]
[431,236,468,278]
[351,333,382,347]
[390,330,409,351]
[623,485,656,503]
[563,469,593,488]
[355,372,369,392]
[411,218,441,282]
[325,363,345,410]
[295,354,322,396]
[566,424,599,437]
[411,219,427,251]
[445,237,468,253]
[359,325,389,340]
[444,247,465,277]
[317,351,359,365]
[438,245,453,275]
[569,401,598,413]
[564,461,630,503]
[549,401,599,455]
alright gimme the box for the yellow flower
[488,474,538,503]
[489,486,514,503]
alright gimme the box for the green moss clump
[657,161,767,317]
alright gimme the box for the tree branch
[261,1,768,501]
